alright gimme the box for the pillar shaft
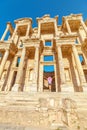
[32,46,39,91]
[38,22,41,38]
[26,24,30,36]
[15,48,26,84]
[39,63,43,92]
[57,45,66,85]
[54,64,58,92]
[0,50,9,78]
[11,25,18,40]
[12,48,26,91]
[5,56,18,91]
[54,21,58,36]
[72,45,86,84]
[34,46,39,82]
[1,25,9,41]
[65,19,71,34]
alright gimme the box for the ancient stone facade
[0,14,87,92]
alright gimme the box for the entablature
[14,18,32,24]
[37,14,58,36]
[0,40,18,55]
[62,14,83,32]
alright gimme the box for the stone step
[0,123,52,130]
[0,92,87,129]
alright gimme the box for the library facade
[0,14,87,92]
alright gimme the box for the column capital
[56,44,62,49]
[72,44,77,50]
[35,45,40,49]
[7,22,12,28]
[57,44,62,47]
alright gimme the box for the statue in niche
[29,69,33,81]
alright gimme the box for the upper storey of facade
[0,14,87,48]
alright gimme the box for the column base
[82,83,87,92]
[29,83,37,92]
[12,84,20,92]
[23,86,30,92]
[61,83,74,92]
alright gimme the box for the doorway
[43,65,56,92]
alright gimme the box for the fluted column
[81,20,87,35]
[57,45,66,88]
[65,19,71,34]
[1,25,9,41]
[12,48,26,91]
[72,45,86,88]
[0,50,9,78]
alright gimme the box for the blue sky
[0,0,87,38]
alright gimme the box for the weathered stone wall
[0,92,86,130]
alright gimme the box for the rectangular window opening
[45,41,52,46]
[79,54,85,65]
[44,65,54,72]
[16,57,20,67]
[44,55,54,62]
[75,39,78,44]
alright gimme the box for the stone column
[11,25,18,40]
[33,46,39,91]
[81,20,87,35]
[54,21,58,36]
[1,24,10,41]
[34,46,39,80]
[5,56,19,91]
[54,64,58,92]
[0,53,2,63]
[0,50,9,78]
[38,22,41,38]
[72,45,86,89]
[26,24,30,37]
[39,63,43,92]
[57,45,66,90]
[12,48,26,91]
[65,19,71,34]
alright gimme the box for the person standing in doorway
[47,76,53,91]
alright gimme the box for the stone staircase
[0,92,87,130]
